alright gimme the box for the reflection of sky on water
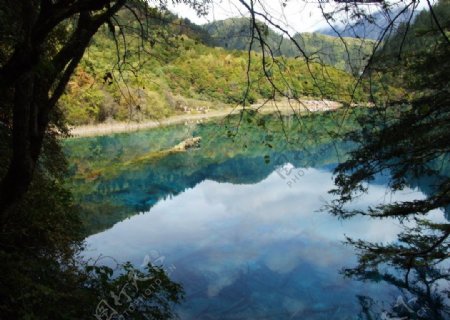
[84,166,446,319]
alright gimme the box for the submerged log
[171,137,202,152]
[125,136,202,166]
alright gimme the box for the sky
[168,0,342,32]
[168,0,431,33]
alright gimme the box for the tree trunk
[0,72,38,218]
[0,1,126,220]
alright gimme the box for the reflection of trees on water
[72,127,350,235]
[337,153,450,319]
[66,115,331,232]
[334,122,450,319]
[350,219,450,319]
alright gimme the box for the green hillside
[203,17,375,73]
[58,11,376,126]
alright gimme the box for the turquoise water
[65,115,447,319]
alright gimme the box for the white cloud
[84,167,440,269]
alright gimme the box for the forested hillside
[366,0,450,99]
[59,11,377,126]
[203,17,375,73]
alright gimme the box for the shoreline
[68,99,342,138]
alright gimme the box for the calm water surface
[65,115,447,319]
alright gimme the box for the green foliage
[59,12,375,126]
[366,0,450,104]
[60,86,105,125]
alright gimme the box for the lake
[64,112,448,319]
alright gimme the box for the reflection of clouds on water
[84,167,445,319]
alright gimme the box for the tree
[0,0,209,218]
[0,0,117,216]
[0,1,205,318]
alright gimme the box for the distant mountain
[202,17,374,73]
[316,7,419,40]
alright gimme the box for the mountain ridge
[201,17,374,73]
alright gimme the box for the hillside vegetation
[59,11,377,126]
[204,17,375,73]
